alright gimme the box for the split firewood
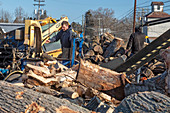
[91,55,104,63]
[75,84,87,97]
[103,32,114,42]
[91,42,98,47]
[26,70,59,84]
[84,50,95,58]
[60,87,79,99]
[93,45,103,54]
[26,64,52,78]
[58,62,68,71]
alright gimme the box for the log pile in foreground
[0,81,90,113]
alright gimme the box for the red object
[141,77,147,81]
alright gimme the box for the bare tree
[0,9,12,23]
[85,7,116,39]
[91,7,116,34]
[14,6,25,23]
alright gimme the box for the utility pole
[34,0,45,20]
[133,0,137,33]
[97,18,102,38]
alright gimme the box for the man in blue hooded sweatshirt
[46,21,73,59]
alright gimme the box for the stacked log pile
[83,32,125,64]
[3,59,126,112]
[0,42,169,112]
[1,53,170,112]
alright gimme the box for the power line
[137,0,151,6]
[163,0,170,3]
[34,0,45,20]
[70,15,82,21]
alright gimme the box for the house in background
[143,2,170,40]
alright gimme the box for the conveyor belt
[114,29,170,75]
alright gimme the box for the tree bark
[0,81,90,113]
[77,59,128,100]
[160,49,170,95]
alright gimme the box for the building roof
[0,23,25,34]
[151,2,164,6]
[146,12,170,18]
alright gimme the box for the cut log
[91,55,104,63]
[160,48,170,95]
[76,84,87,97]
[60,87,79,99]
[103,38,124,58]
[103,39,117,58]
[0,81,90,113]
[33,86,61,97]
[114,91,170,113]
[82,42,89,54]
[93,45,103,54]
[77,59,128,100]
[84,50,95,58]
[84,87,112,102]
[103,32,114,42]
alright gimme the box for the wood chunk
[60,87,79,99]
[77,59,123,90]
[58,62,68,71]
[103,39,117,58]
[85,50,95,58]
[33,86,61,97]
[91,55,104,63]
[26,64,52,78]
[77,59,127,100]
[76,85,87,97]
[27,70,59,84]
[93,45,103,54]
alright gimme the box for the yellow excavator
[1,16,70,81]
[24,16,69,58]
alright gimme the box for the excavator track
[114,29,170,75]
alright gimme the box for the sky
[0,0,170,23]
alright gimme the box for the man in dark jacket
[46,21,73,59]
[126,27,146,83]
[126,27,145,55]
